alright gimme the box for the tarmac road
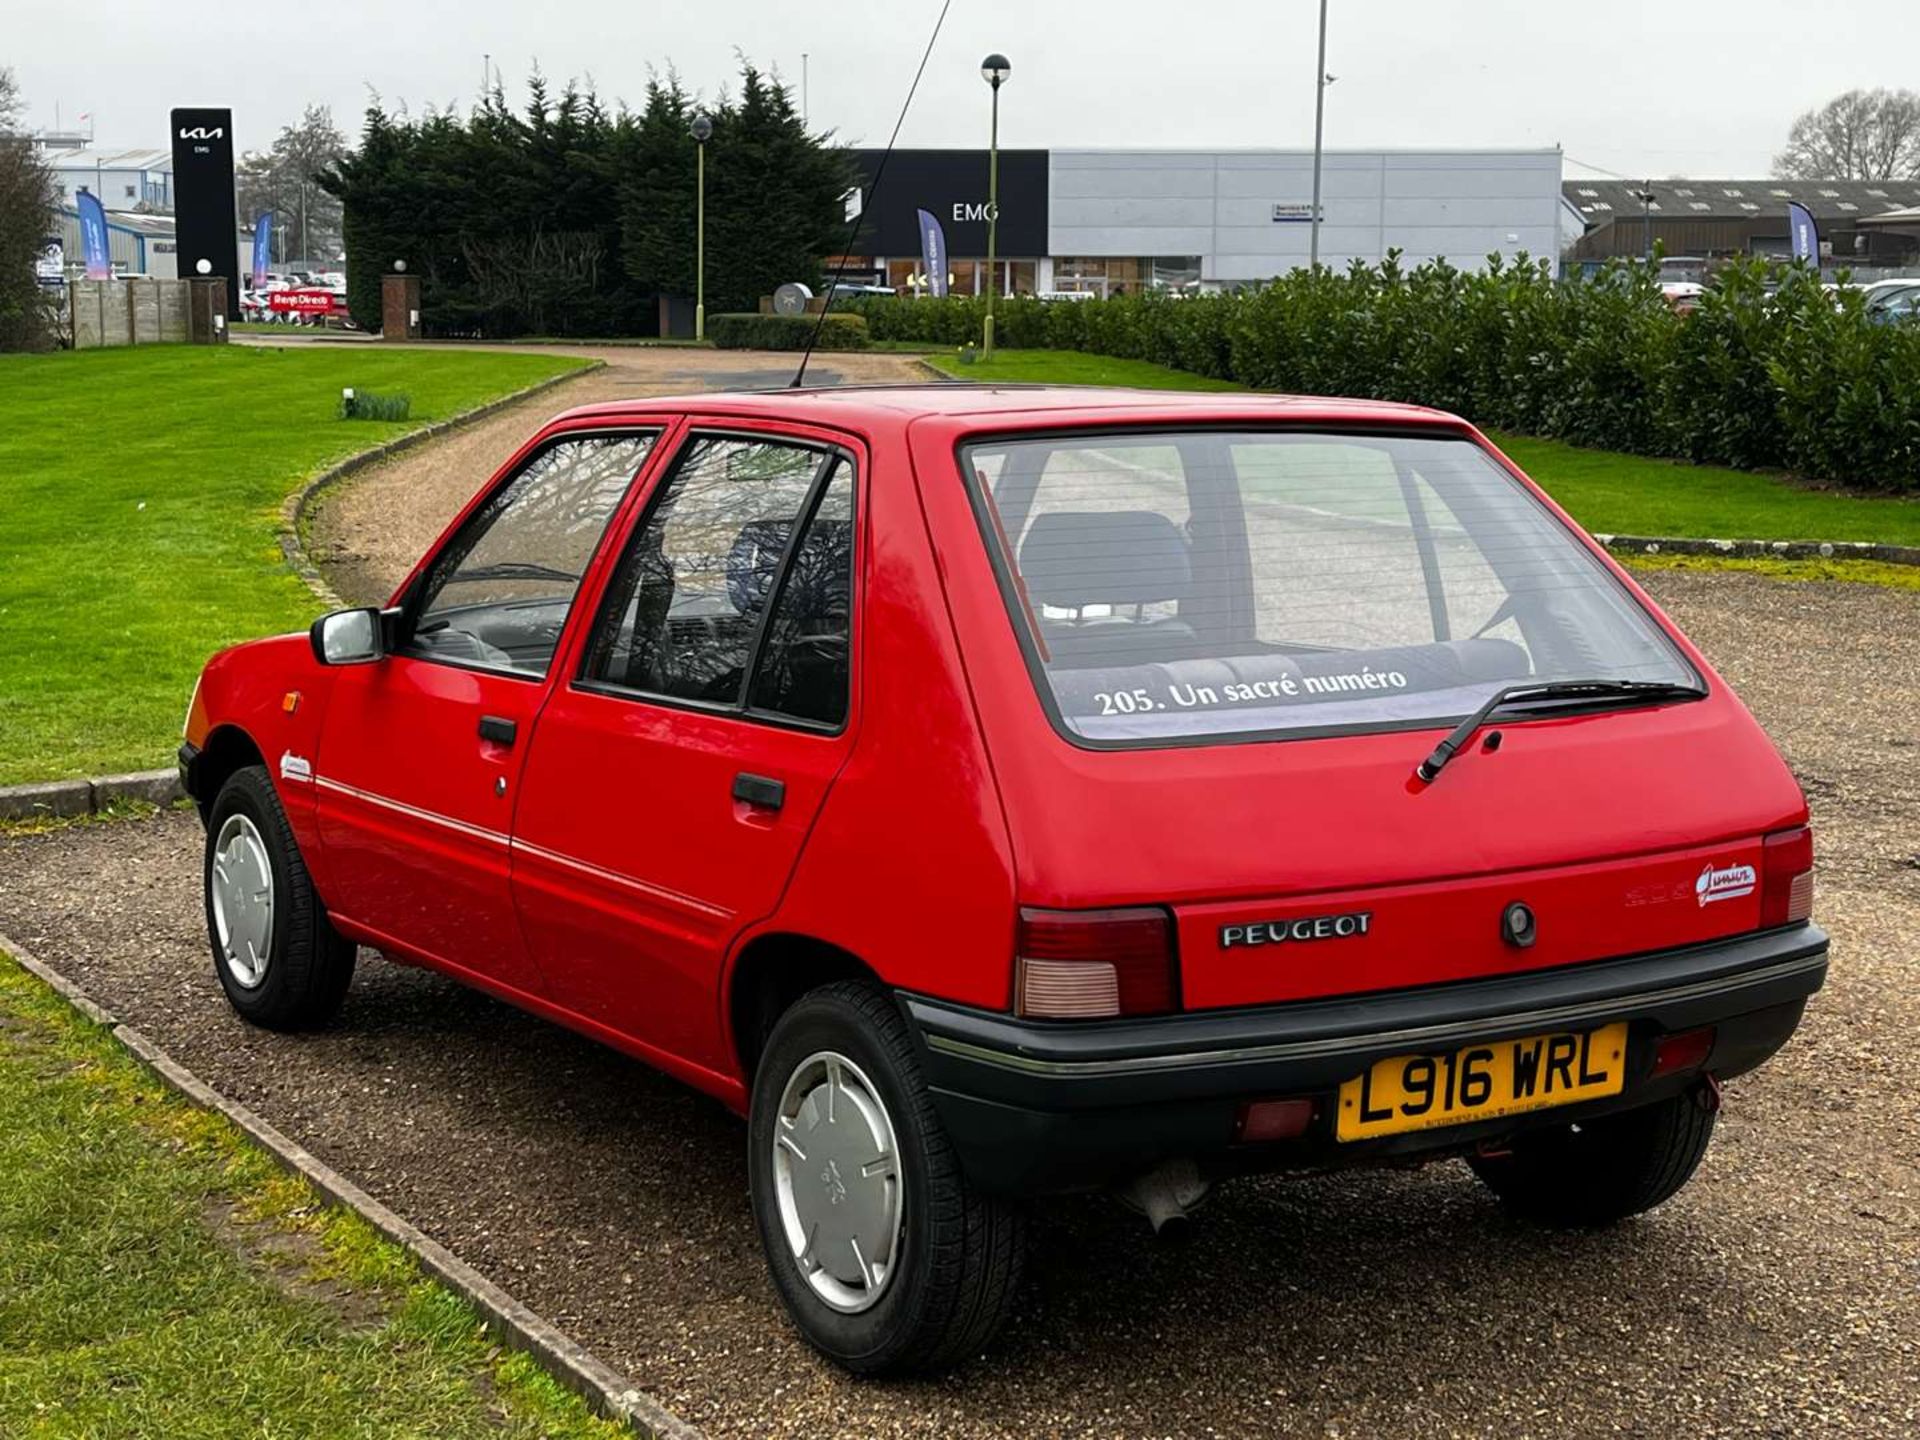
[2,569,1915,1438]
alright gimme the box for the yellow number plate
[1336,1022,1629,1142]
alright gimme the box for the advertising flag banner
[251,215,272,289]
[76,190,111,280]
[916,207,949,298]
[1787,201,1820,265]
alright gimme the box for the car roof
[551,383,1469,434]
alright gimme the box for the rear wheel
[204,764,355,1030]
[747,981,1026,1375]
[1467,1086,1717,1227]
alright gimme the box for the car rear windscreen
[961,429,1698,744]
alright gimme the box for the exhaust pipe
[1116,1158,1211,1237]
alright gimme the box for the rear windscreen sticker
[1091,667,1411,718]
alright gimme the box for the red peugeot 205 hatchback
[181,386,1827,1374]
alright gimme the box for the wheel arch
[188,724,267,816]
[728,932,884,1081]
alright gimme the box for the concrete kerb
[1594,533,1920,567]
[0,770,186,823]
[0,930,702,1440]
[279,359,608,608]
[0,362,606,823]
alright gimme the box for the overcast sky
[10,0,1917,179]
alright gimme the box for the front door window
[406,433,657,676]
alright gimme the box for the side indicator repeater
[282,691,302,714]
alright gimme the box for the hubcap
[771,1050,903,1313]
[210,813,275,989]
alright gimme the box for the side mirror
[309,607,386,665]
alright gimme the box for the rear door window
[582,433,854,725]
[963,429,1697,744]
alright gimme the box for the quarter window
[407,434,656,676]
[749,466,854,725]
[584,435,854,724]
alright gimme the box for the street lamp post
[1309,0,1329,268]
[692,113,713,341]
[980,53,1011,360]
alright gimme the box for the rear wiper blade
[1415,679,1706,783]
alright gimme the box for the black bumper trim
[903,924,1826,1195]
[177,741,201,803]
[921,949,1824,1081]
[904,923,1827,1088]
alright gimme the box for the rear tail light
[1015,906,1177,1018]
[1759,826,1815,927]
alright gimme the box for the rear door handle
[732,772,785,811]
[478,715,518,746]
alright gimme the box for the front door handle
[478,715,517,746]
[732,772,785,811]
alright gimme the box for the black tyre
[1468,1086,1717,1227]
[747,981,1026,1375]
[203,764,355,1030]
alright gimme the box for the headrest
[727,517,853,616]
[727,519,792,614]
[1018,510,1190,609]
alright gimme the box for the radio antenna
[791,0,953,388]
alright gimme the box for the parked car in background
[180,386,1827,1375]
[825,281,897,302]
[1862,279,1920,323]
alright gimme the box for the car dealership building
[847,147,1565,295]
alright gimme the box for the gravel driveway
[4,570,1916,1438]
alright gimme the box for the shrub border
[0,931,703,1440]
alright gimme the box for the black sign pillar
[170,108,239,319]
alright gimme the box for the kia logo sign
[178,126,225,140]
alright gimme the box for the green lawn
[0,345,591,786]
[924,348,1920,548]
[0,953,626,1440]
[1486,432,1920,546]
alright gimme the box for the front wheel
[204,764,356,1030]
[747,981,1026,1375]
[1468,1085,1718,1227]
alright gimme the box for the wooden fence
[69,279,194,349]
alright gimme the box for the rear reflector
[1235,1097,1316,1144]
[1015,906,1176,1018]
[1760,826,1815,928]
[1651,1026,1715,1079]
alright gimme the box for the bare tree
[1773,87,1920,181]
[0,68,59,350]
[237,105,348,265]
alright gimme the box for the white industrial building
[852,147,1566,295]
[43,148,175,213]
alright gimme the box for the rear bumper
[902,923,1828,1195]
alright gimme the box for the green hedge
[707,311,868,351]
[849,256,1920,491]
